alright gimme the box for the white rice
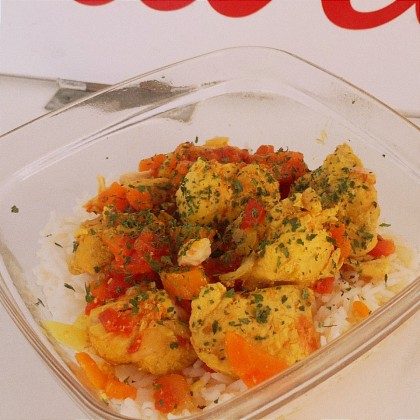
[313,238,419,343]
[34,207,419,419]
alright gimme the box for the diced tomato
[131,231,171,273]
[157,153,180,179]
[98,307,137,335]
[175,335,191,348]
[138,153,166,176]
[368,235,396,258]
[102,232,135,263]
[155,142,251,188]
[85,301,98,315]
[123,251,153,275]
[84,271,142,314]
[127,335,142,354]
[85,278,110,315]
[206,145,249,163]
[313,277,335,294]
[176,142,249,164]
[255,144,275,155]
[126,187,153,211]
[153,373,192,414]
[105,272,135,298]
[241,198,266,229]
[249,150,308,198]
[202,252,242,279]
[102,230,171,276]
[171,159,192,187]
[96,182,128,212]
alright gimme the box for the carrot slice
[75,352,107,390]
[225,331,288,387]
[329,224,351,260]
[352,300,370,320]
[153,373,192,414]
[160,266,208,300]
[76,352,137,400]
[105,377,137,400]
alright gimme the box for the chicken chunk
[234,163,280,207]
[220,188,341,288]
[176,159,280,227]
[69,218,113,275]
[178,238,212,266]
[345,256,390,281]
[87,287,197,375]
[232,231,340,289]
[292,144,379,257]
[189,283,319,377]
[176,158,239,226]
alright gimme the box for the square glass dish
[0,46,419,419]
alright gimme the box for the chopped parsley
[64,283,75,291]
[35,298,45,307]
[224,288,235,298]
[255,305,271,323]
[379,223,391,228]
[84,284,94,303]
[169,342,179,349]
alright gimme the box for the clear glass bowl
[0,46,419,419]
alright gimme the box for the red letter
[322,0,419,29]
[208,0,271,17]
[140,0,195,11]
[74,0,114,5]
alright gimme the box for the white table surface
[0,74,419,420]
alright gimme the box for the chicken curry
[67,137,393,412]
